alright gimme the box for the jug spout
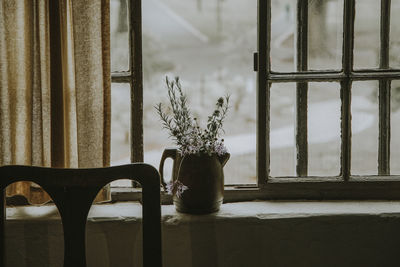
[218,153,230,167]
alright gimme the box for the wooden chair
[0,164,162,267]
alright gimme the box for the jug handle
[159,148,177,189]
[218,153,230,167]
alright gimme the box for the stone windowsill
[6,200,400,222]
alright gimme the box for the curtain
[0,0,111,204]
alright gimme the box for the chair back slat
[0,164,162,267]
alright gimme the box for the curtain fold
[0,0,111,204]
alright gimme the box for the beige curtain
[0,0,111,204]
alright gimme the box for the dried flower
[217,97,224,106]
[156,76,230,157]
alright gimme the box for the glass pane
[308,82,340,176]
[110,0,129,72]
[143,0,257,184]
[110,83,131,187]
[270,0,343,72]
[270,1,295,72]
[308,0,343,70]
[391,80,400,174]
[270,83,295,177]
[354,0,380,69]
[270,82,341,177]
[390,1,400,68]
[351,81,378,175]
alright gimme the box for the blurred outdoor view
[110,0,400,186]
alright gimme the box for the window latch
[253,52,258,72]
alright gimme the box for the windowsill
[6,200,400,222]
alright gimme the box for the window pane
[354,0,380,69]
[270,1,295,72]
[308,82,340,176]
[270,83,295,177]
[270,82,341,177]
[270,0,343,72]
[142,0,257,184]
[110,83,131,187]
[110,0,129,72]
[308,0,343,70]
[391,80,400,174]
[351,81,378,175]
[390,1,400,68]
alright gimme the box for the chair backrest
[0,164,162,267]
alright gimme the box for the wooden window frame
[111,0,400,202]
[111,0,143,164]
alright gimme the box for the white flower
[165,181,174,195]
[175,181,189,198]
[214,140,227,156]
[165,180,189,198]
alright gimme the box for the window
[110,0,257,188]
[111,0,400,200]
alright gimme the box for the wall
[5,201,400,267]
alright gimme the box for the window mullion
[378,0,391,175]
[295,0,308,177]
[340,0,355,180]
[128,0,143,163]
[257,0,269,186]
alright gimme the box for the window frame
[111,0,400,202]
[111,0,143,165]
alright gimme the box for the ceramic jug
[159,148,230,214]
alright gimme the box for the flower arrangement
[156,76,230,196]
[155,76,230,157]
